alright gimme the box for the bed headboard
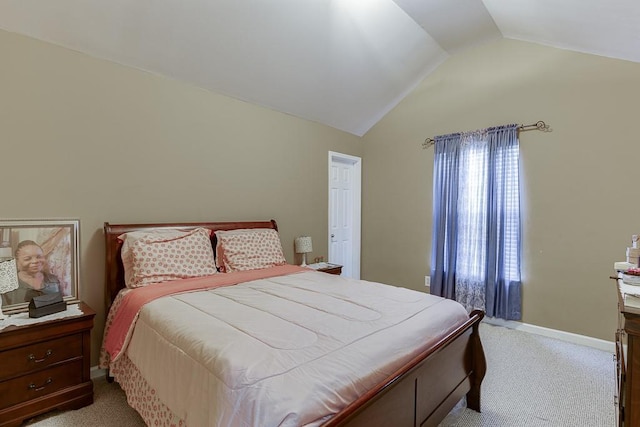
[103,219,278,309]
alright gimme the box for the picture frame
[0,219,80,315]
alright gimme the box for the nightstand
[307,263,342,275]
[0,302,95,427]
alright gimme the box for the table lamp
[295,236,313,267]
[0,248,18,320]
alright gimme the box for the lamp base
[301,253,308,267]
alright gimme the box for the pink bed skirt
[111,354,186,427]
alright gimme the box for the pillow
[119,228,191,287]
[215,228,286,273]
[119,228,216,288]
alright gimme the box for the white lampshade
[295,236,313,267]
[0,259,18,320]
[295,236,313,254]
[0,259,18,294]
[0,247,11,259]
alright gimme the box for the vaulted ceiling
[1,0,638,136]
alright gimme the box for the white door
[328,151,361,279]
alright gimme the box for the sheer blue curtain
[430,124,521,320]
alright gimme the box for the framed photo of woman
[0,219,80,314]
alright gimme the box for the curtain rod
[422,120,550,149]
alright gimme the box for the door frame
[328,151,362,279]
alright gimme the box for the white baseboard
[90,366,106,380]
[483,317,615,353]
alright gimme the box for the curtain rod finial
[423,138,434,149]
[535,121,551,132]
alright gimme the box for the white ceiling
[1,0,639,136]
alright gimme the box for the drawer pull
[28,349,53,363]
[28,377,53,392]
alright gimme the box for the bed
[100,219,486,427]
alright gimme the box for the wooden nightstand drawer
[321,265,342,275]
[307,263,342,275]
[0,334,82,381]
[0,359,83,410]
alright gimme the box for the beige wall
[4,27,636,363]
[0,29,363,364]
[362,38,640,341]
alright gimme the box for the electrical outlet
[424,276,430,287]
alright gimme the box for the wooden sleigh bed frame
[103,219,486,427]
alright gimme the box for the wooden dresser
[0,302,95,426]
[615,277,640,427]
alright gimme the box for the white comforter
[124,270,469,426]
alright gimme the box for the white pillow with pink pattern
[119,227,217,288]
[215,228,286,273]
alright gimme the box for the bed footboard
[465,312,486,412]
[324,310,486,427]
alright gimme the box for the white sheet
[123,270,469,426]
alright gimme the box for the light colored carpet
[440,324,615,427]
[24,323,615,426]
[24,374,145,426]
